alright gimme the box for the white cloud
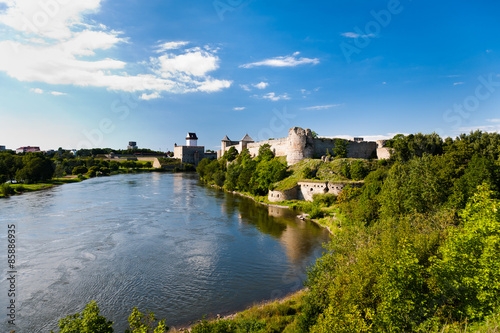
[0,0,102,40]
[0,1,231,96]
[240,52,319,68]
[30,87,43,94]
[453,82,465,86]
[301,104,342,111]
[458,123,500,134]
[155,48,220,77]
[155,41,189,52]
[341,32,376,39]
[258,92,290,102]
[486,119,500,123]
[140,92,161,100]
[253,81,268,89]
[233,107,246,111]
[51,91,66,96]
[240,84,251,91]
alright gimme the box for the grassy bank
[0,176,84,197]
[171,290,308,333]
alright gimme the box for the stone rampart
[297,181,329,201]
[247,138,288,157]
[313,139,377,159]
[219,127,381,165]
[268,181,363,202]
[268,186,299,202]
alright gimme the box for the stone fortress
[218,127,391,165]
[217,127,392,203]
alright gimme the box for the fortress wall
[327,183,348,195]
[313,138,339,157]
[313,139,377,159]
[347,141,377,159]
[268,186,298,203]
[377,147,393,160]
[247,138,288,157]
[268,181,363,202]
[297,182,329,201]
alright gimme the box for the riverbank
[208,183,336,235]
[0,168,195,198]
[170,290,307,332]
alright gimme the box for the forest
[192,130,500,332]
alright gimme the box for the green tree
[51,300,113,333]
[224,163,240,191]
[251,159,287,195]
[350,160,368,181]
[87,166,101,178]
[0,153,18,181]
[15,153,54,184]
[72,165,88,175]
[431,184,500,321]
[333,139,348,158]
[258,143,275,161]
[125,307,168,333]
[222,146,238,162]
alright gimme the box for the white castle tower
[186,133,198,146]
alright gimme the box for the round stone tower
[286,127,314,165]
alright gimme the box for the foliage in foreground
[51,301,168,333]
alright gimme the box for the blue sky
[1,0,499,151]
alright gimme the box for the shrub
[0,183,12,197]
[313,193,337,207]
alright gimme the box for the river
[0,172,330,332]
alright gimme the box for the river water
[0,172,330,332]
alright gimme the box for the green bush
[0,183,12,197]
[313,193,337,206]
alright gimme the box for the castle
[174,132,217,165]
[218,127,391,165]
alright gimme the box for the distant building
[174,132,205,166]
[0,145,5,151]
[353,137,364,142]
[16,146,41,154]
[128,141,138,150]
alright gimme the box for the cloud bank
[0,0,231,98]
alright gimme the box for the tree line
[195,130,500,332]
[299,130,500,332]
[196,144,289,196]
[0,153,153,186]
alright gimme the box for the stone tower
[286,127,314,165]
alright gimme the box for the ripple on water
[0,173,330,332]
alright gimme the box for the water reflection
[0,173,329,332]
